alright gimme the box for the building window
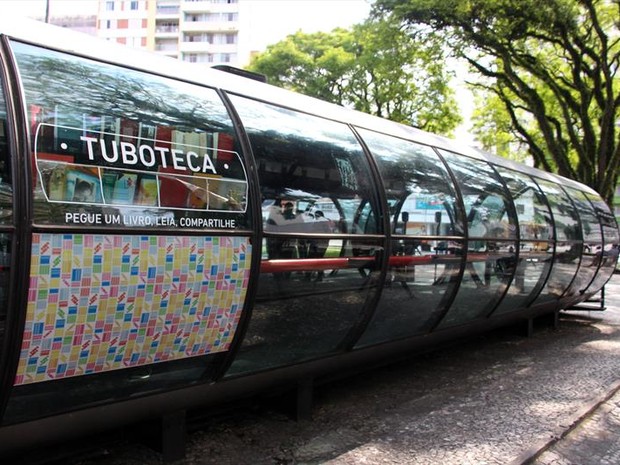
[130,1,139,10]
[187,14,207,22]
[184,54,215,63]
[157,4,179,14]
[106,1,114,11]
[157,21,178,33]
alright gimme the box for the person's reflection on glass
[266,200,299,281]
[282,201,295,220]
[305,210,331,282]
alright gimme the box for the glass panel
[0,76,12,356]
[496,168,552,241]
[438,240,517,328]
[6,353,223,424]
[357,239,463,346]
[12,41,249,230]
[353,130,463,346]
[439,151,517,242]
[6,42,253,422]
[563,188,602,295]
[0,76,12,224]
[586,193,619,293]
[228,238,383,374]
[493,168,553,315]
[356,129,463,237]
[436,152,518,327]
[231,97,380,236]
[227,97,382,374]
[531,179,582,305]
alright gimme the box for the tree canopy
[246,18,462,136]
[375,0,620,204]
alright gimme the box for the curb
[508,378,620,465]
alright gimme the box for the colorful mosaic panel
[15,233,251,385]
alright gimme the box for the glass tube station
[0,17,617,457]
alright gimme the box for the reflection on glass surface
[437,152,518,327]
[229,239,383,373]
[12,41,248,229]
[531,179,582,304]
[439,151,517,241]
[0,77,12,224]
[4,354,221,424]
[0,234,10,360]
[228,98,383,373]
[493,167,553,315]
[437,240,518,328]
[563,188,603,295]
[496,167,553,241]
[0,79,12,357]
[356,129,462,236]
[354,131,463,346]
[6,42,251,422]
[357,239,463,346]
[584,192,619,293]
[231,96,380,236]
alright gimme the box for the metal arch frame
[530,181,584,307]
[206,89,264,382]
[568,190,608,297]
[518,175,560,310]
[335,124,391,351]
[482,162,522,319]
[0,34,33,423]
[426,147,469,332]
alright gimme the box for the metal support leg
[552,310,560,330]
[525,318,534,338]
[296,377,314,421]
[159,410,186,462]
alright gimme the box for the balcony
[156,23,179,32]
[181,20,238,33]
[181,0,238,13]
[179,41,236,54]
[156,5,180,15]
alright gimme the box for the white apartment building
[97,0,252,67]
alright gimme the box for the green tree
[375,0,620,203]
[470,91,526,161]
[247,18,461,135]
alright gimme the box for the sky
[2,0,96,17]
[243,0,372,50]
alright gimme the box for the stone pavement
[48,272,620,465]
[521,273,620,465]
[512,274,620,465]
[529,383,620,465]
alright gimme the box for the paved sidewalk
[516,272,620,465]
[531,384,620,465]
[48,272,620,465]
